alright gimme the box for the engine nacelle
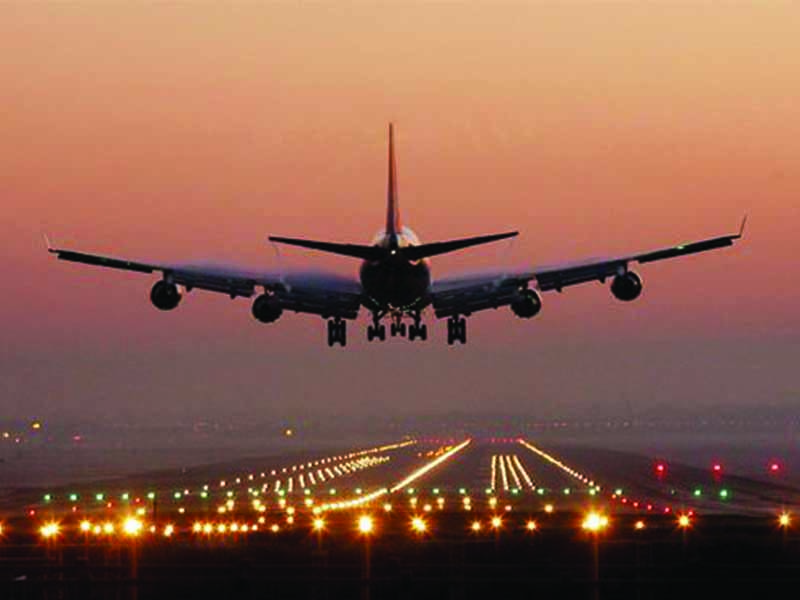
[252,293,283,324]
[510,289,542,319]
[611,271,643,302]
[150,280,182,311]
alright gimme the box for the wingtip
[738,213,748,237]
[43,233,55,252]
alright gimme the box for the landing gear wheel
[399,322,407,337]
[447,317,467,345]
[368,319,387,342]
[419,323,427,341]
[409,325,417,341]
[327,318,347,347]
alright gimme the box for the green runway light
[407,488,415,494]
[227,491,234,498]
[121,493,129,501]
[589,489,597,496]
[614,489,623,496]
[69,494,78,502]
[147,492,156,500]
[96,493,104,501]
[43,494,51,502]
[458,488,467,495]
[485,488,493,495]
[174,492,182,499]
[537,489,545,495]
[563,488,571,495]
[329,489,336,495]
[355,488,363,495]
[304,489,311,495]
[200,491,208,499]
[693,488,702,497]
[512,489,519,495]
[433,488,440,495]
[278,490,285,497]
[720,489,729,499]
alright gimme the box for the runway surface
[3,437,800,598]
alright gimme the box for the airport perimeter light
[779,513,791,528]
[313,517,326,532]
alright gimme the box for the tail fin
[386,123,400,238]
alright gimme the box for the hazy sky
[1,3,798,423]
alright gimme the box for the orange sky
[1,4,798,420]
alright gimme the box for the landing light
[358,515,374,535]
[581,512,609,532]
[411,517,427,533]
[40,522,60,539]
[123,518,142,537]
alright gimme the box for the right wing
[430,219,745,318]
[48,244,363,319]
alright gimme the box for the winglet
[43,233,55,253]
[737,213,748,238]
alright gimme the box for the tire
[419,324,428,341]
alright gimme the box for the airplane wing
[430,219,745,318]
[47,244,363,319]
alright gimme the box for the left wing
[47,244,363,319]
[430,219,745,318]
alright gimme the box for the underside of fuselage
[359,256,431,311]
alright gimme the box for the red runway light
[769,462,781,473]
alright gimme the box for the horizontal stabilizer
[268,236,385,261]
[402,232,518,261]
[270,231,518,262]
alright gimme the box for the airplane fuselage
[359,229,430,310]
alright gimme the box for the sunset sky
[1,3,798,422]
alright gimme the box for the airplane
[48,124,746,347]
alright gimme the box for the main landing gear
[367,313,386,342]
[327,318,347,347]
[408,311,428,341]
[447,316,467,345]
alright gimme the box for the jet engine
[611,271,643,302]
[510,288,542,319]
[150,281,182,310]
[252,293,283,323]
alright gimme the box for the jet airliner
[48,124,745,346]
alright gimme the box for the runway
[3,436,800,598]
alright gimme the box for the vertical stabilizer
[386,123,401,238]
